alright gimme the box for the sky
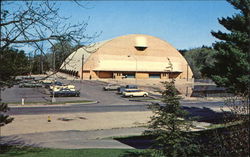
[56,0,238,50]
[4,0,239,52]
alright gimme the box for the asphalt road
[2,79,142,105]
[8,103,149,115]
[1,78,228,149]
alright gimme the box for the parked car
[50,84,76,92]
[49,81,64,90]
[22,76,35,81]
[122,89,148,97]
[19,81,43,88]
[103,84,120,91]
[117,85,138,94]
[40,79,54,88]
[51,88,80,97]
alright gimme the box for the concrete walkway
[1,127,146,149]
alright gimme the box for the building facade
[60,34,193,80]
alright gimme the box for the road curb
[8,101,99,108]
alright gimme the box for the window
[135,46,147,51]
[149,73,161,78]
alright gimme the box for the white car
[103,84,120,91]
[50,85,76,92]
[122,89,148,97]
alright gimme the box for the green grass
[206,120,244,129]
[0,146,141,157]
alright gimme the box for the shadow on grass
[116,121,249,157]
[0,145,46,156]
[182,106,236,124]
[120,150,153,157]
[114,135,154,149]
[0,135,45,156]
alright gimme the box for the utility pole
[40,52,43,74]
[135,56,138,85]
[51,50,56,103]
[81,54,84,80]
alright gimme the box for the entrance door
[123,73,135,78]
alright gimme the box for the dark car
[117,85,138,94]
[19,81,43,88]
[54,81,64,86]
[51,88,80,97]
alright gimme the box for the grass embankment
[0,146,141,157]
[1,121,247,157]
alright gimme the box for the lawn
[0,146,142,157]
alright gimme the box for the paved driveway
[1,128,146,149]
[2,79,142,105]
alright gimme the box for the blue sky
[57,1,238,50]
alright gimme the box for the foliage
[0,0,98,127]
[211,96,249,156]
[0,1,98,51]
[0,47,28,129]
[144,81,200,157]
[49,40,75,70]
[1,0,99,75]
[0,47,29,86]
[30,54,50,74]
[202,0,250,95]
[183,46,216,79]
[0,146,137,157]
[0,103,14,128]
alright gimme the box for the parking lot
[1,77,151,105]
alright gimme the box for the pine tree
[0,103,14,136]
[202,0,250,96]
[145,81,199,157]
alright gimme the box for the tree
[202,0,250,95]
[0,103,14,136]
[201,0,250,156]
[1,0,100,74]
[0,0,99,127]
[0,47,30,86]
[50,40,75,70]
[0,47,29,134]
[30,54,50,74]
[144,81,199,157]
[183,46,216,79]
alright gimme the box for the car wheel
[143,94,147,97]
[130,95,133,98]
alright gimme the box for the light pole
[51,50,56,103]
[81,54,84,80]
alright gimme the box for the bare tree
[1,1,99,49]
[1,0,101,76]
[0,0,100,127]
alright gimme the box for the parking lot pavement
[1,79,146,106]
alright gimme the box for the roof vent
[135,36,147,51]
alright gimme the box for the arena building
[60,34,193,80]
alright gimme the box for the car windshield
[125,90,142,92]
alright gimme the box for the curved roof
[61,34,193,77]
[60,40,109,71]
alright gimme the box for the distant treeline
[179,46,216,79]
